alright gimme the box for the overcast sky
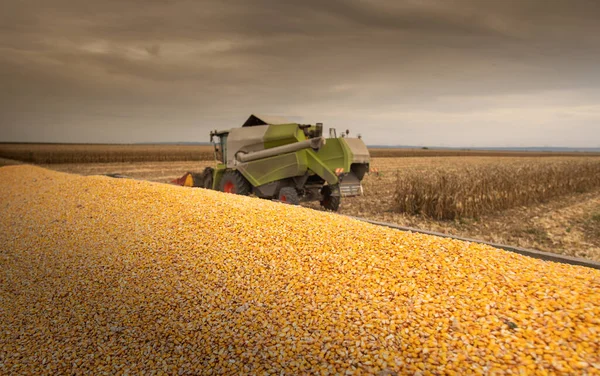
[1,0,600,147]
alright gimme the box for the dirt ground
[43,157,600,261]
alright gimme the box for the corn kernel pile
[1,165,599,375]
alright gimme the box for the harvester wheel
[278,187,299,205]
[218,170,251,195]
[201,167,214,189]
[203,174,213,190]
[320,185,340,212]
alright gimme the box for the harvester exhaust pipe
[236,137,326,163]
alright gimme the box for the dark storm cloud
[1,0,600,146]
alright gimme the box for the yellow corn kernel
[0,165,599,375]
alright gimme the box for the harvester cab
[196,114,369,211]
[210,130,229,163]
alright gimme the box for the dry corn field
[1,165,600,375]
[0,144,214,164]
[394,159,600,220]
[369,148,600,158]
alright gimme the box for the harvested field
[42,160,217,183]
[0,157,22,167]
[0,143,214,164]
[2,165,599,375]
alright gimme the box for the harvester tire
[320,185,340,212]
[201,167,214,190]
[218,170,251,195]
[278,187,300,205]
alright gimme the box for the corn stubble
[394,159,600,220]
[1,165,599,375]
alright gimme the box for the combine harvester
[173,114,370,211]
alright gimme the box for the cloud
[1,0,599,146]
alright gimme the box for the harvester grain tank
[187,114,370,211]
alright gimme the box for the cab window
[220,135,228,162]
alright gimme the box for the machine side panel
[306,150,339,186]
[212,164,227,190]
[236,152,307,186]
[315,138,352,172]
